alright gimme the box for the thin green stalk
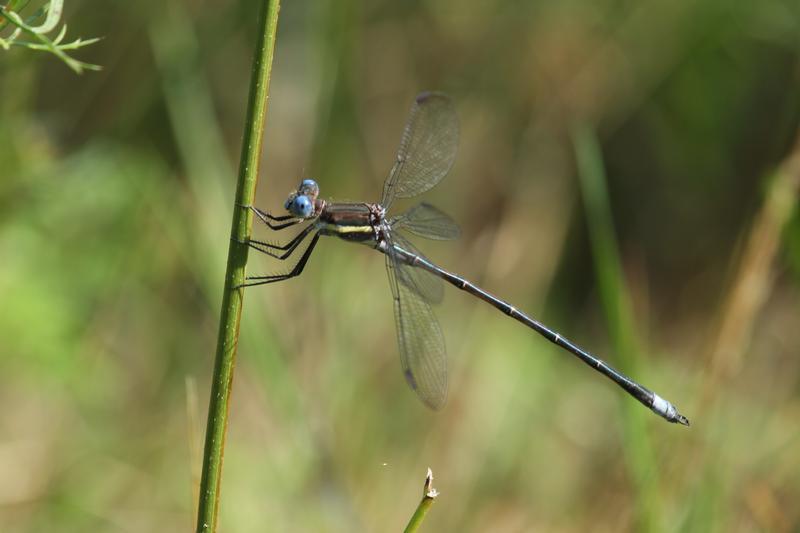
[404,469,439,533]
[572,123,661,533]
[195,1,281,532]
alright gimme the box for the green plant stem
[0,0,31,32]
[195,1,281,532]
[403,469,439,533]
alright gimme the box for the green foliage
[0,0,100,73]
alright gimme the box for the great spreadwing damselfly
[238,92,689,426]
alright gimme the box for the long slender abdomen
[398,247,688,425]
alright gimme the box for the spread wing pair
[381,92,460,409]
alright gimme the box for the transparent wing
[390,232,445,304]
[385,236,448,410]
[381,92,459,210]
[389,202,461,241]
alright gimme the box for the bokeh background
[2,0,800,531]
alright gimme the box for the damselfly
[239,92,689,426]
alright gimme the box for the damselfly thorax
[314,202,389,247]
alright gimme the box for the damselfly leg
[245,223,316,260]
[236,233,321,289]
[240,204,304,230]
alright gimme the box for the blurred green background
[2,0,800,531]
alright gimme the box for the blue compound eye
[299,179,319,197]
[288,195,313,217]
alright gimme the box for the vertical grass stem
[195,1,281,531]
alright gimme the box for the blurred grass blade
[185,376,201,522]
[702,134,800,405]
[684,123,800,532]
[149,0,235,290]
[403,468,439,533]
[572,123,662,533]
[195,1,282,532]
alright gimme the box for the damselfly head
[284,179,320,218]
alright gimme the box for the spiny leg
[239,204,303,230]
[235,232,321,289]
[247,223,315,260]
